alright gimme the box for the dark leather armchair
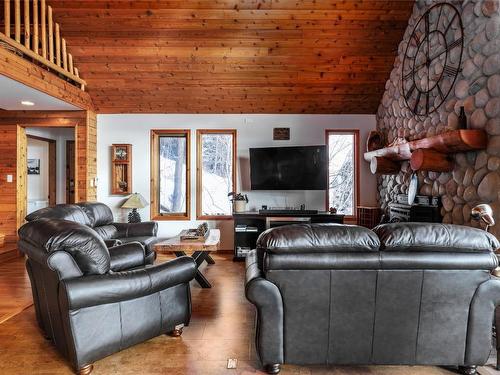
[246,222,500,375]
[26,202,159,264]
[18,218,196,375]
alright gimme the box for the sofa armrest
[113,221,158,238]
[245,250,284,366]
[109,242,145,271]
[61,256,196,310]
[465,276,500,365]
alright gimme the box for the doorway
[24,127,76,215]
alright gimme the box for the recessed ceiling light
[21,100,35,106]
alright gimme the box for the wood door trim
[66,140,76,204]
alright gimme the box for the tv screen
[250,145,327,190]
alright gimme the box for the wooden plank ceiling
[48,0,414,114]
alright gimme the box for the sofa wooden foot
[168,327,183,337]
[459,365,477,375]
[77,364,93,375]
[264,364,280,374]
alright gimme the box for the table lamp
[121,192,149,223]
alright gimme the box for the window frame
[150,129,191,221]
[196,129,237,220]
[325,129,360,221]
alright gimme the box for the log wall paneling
[47,0,415,114]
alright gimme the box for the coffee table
[154,229,220,288]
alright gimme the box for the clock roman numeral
[435,83,445,100]
[443,13,457,35]
[403,70,413,81]
[414,91,421,113]
[443,65,459,77]
[435,6,443,31]
[447,37,463,51]
[405,83,416,100]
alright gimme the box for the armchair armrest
[60,256,196,310]
[104,239,122,248]
[109,242,145,271]
[113,221,158,238]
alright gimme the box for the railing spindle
[4,0,10,38]
[55,23,60,66]
[48,5,53,62]
[41,0,46,59]
[24,0,30,49]
[68,53,74,74]
[62,38,67,70]
[33,0,39,54]
[15,0,21,43]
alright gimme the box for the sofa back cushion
[93,225,118,240]
[374,222,500,253]
[18,218,110,275]
[257,223,380,253]
[25,204,91,226]
[77,202,114,227]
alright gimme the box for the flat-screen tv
[250,145,327,190]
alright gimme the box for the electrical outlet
[227,358,237,369]
[6,175,12,183]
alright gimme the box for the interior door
[66,140,75,204]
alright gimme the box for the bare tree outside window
[328,133,355,215]
[159,136,187,214]
[199,132,235,216]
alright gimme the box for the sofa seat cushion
[257,223,380,253]
[374,222,500,253]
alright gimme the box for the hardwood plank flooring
[0,253,498,374]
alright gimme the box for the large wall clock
[402,3,464,116]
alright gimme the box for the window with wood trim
[150,129,190,220]
[326,130,359,217]
[196,130,237,219]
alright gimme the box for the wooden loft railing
[0,0,86,90]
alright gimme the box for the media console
[232,211,344,261]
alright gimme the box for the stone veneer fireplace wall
[376,0,500,238]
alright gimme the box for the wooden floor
[0,253,498,375]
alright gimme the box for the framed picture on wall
[27,159,40,175]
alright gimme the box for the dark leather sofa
[26,202,158,264]
[18,217,196,375]
[246,222,500,375]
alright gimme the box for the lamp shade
[121,193,149,209]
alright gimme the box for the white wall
[26,127,75,204]
[97,114,378,249]
[27,138,49,203]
